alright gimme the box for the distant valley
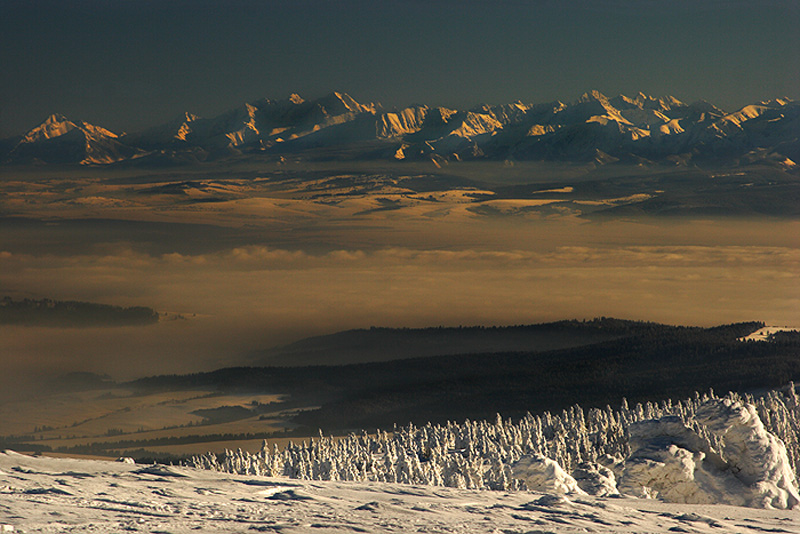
[3,319,799,463]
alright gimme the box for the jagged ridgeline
[191,386,800,509]
[3,91,798,168]
[0,297,159,327]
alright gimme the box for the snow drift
[4,450,799,534]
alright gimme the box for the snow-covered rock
[696,398,800,509]
[620,399,800,509]
[512,453,585,495]
[619,417,734,503]
[572,461,620,496]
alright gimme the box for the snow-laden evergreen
[189,384,800,508]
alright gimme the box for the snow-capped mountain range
[2,91,798,167]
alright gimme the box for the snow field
[2,450,799,534]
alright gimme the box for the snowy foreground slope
[2,451,799,534]
[3,389,799,532]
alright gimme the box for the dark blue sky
[1,0,798,137]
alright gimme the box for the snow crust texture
[192,387,800,510]
[2,451,800,534]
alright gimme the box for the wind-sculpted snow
[620,401,800,508]
[3,451,799,534]
[191,385,800,509]
[572,459,620,496]
[696,399,800,508]
[512,454,585,495]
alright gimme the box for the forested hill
[128,320,800,433]
[255,318,664,366]
[0,297,159,327]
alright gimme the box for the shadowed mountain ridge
[3,92,797,168]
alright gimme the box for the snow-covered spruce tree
[189,384,800,501]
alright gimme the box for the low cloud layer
[1,232,798,401]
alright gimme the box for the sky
[1,0,799,137]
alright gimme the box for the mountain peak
[689,99,726,115]
[578,90,609,104]
[760,97,794,107]
[331,91,364,110]
[21,113,78,143]
[633,93,686,111]
[313,91,375,115]
[8,113,132,165]
[43,113,70,125]
[4,90,796,168]
[80,121,119,139]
